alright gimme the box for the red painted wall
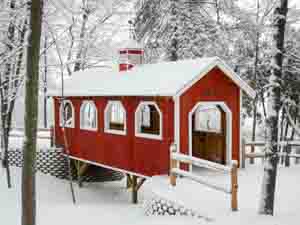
[54,97,174,177]
[179,67,240,169]
[53,67,241,177]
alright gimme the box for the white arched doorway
[188,101,232,170]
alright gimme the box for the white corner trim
[104,100,127,136]
[59,100,75,128]
[175,57,255,99]
[174,96,180,152]
[239,89,243,166]
[80,100,98,131]
[188,101,232,171]
[65,155,149,179]
[216,60,256,99]
[135,101,163,140]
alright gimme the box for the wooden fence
[169,144,238,211]
[1,127,55,146]
[241,139,300,168]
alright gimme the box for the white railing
[241,139,300,168]
[169,144,238,211]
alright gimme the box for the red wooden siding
[53,66,242,177]
[179,67,240,169]
[54,97,174,177]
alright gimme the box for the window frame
[135,101,162,140]
[194,105,222,133]
[59,100,75,128]
[80,100,98,131]
[104,100,127,136]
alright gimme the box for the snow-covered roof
[119,39,143,50]
[48,57,255,98]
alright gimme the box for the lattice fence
[2,148,123,183]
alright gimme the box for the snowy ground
[8,130,51,148]
[1,136,300,225]
[0,167,202,225]
[145,163,300,225]
[1,163,300,225]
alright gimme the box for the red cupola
[118,39,144,72]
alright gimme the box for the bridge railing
[169,144,238,211]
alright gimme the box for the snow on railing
[241,139,300,168]
[169,144,238,211]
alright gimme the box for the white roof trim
[175,58,255,99]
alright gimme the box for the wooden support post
[250,144,254,164]
[170,143,177,186]
[132,175,138,204]
[241,139,246,169]
[136,178,146,191]
[78,162,89,187]
[231,161,238,211]
[126,174,132,189]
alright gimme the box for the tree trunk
[279,108,286,164]
[73,2,89,72]
[43,34,48,128]
[250,100,257,164]
[259,0,288,215]
[290,108,298,164]
[283,120,289,167]
[169,0,179,61]
[22,0,43,225]
[250,1,260,164]
[0,0,16,188]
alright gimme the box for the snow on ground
[145,163,300,225]
[1,135,300,225]
[1,163,300,225]
[7,130,51,148]
[0,167,202,225]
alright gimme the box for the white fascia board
[174,57,256,99]
[216,59,256,99]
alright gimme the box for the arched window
[60,100,74,128]
[104,101,126,135]
[194,105,221,133]
[135,102,162,140]
[80,101,98,131]
[141,105,151,127]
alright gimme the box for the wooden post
[170,143,177,186]
[295,148,300,164]
[50,126,54,147]
[241,139,246,169]
[132,175,138,204]
[231,161,238,211]
[126,174,132,189]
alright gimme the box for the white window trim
[188,101,232,171]
[194,106,222,133]
[59,100,75,128]
[135,101,163,140]
[80,100,98,131]
[104,101,127,136]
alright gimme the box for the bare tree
[22,0,43,224]
[259,0,288,215]
[0,0,28,188]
